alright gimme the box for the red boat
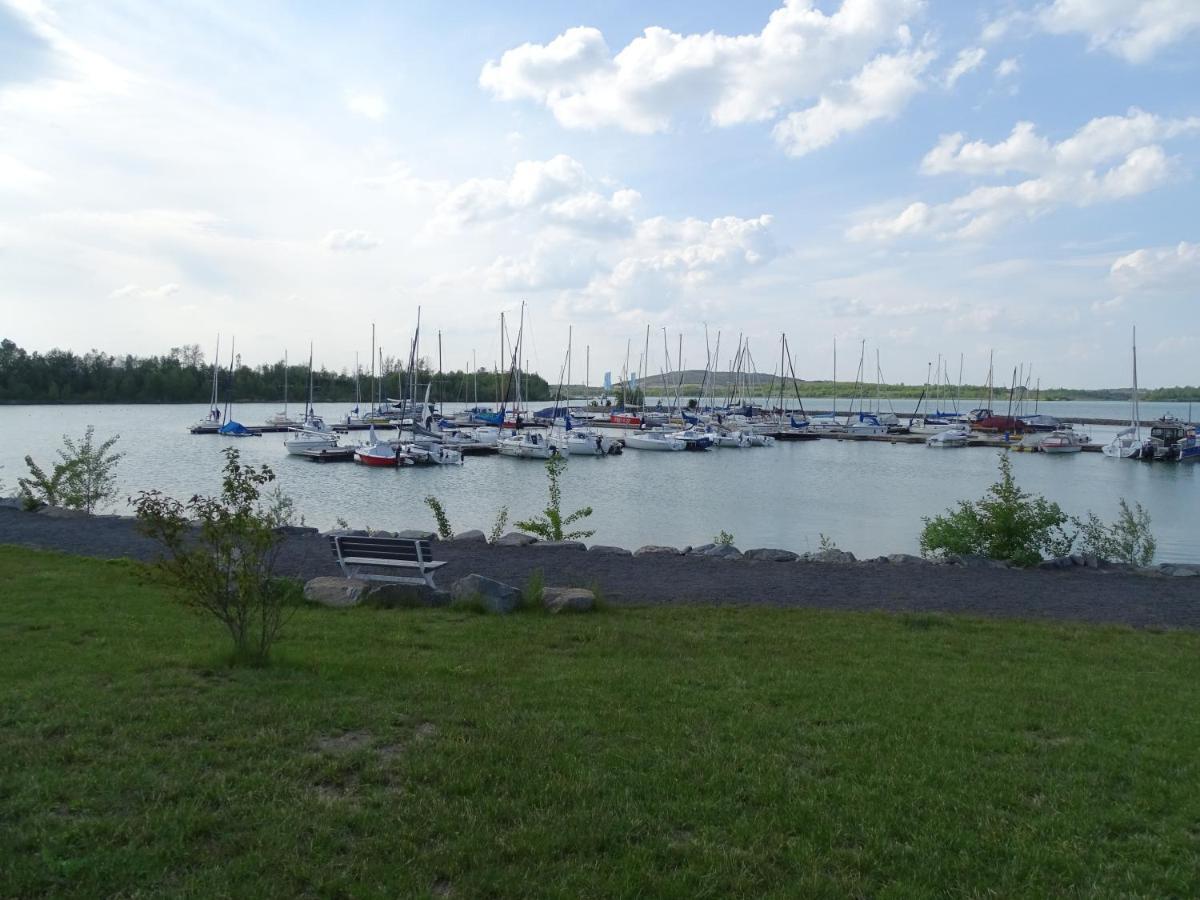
[608,412,643,426]
[967,409,1030,434]
[354,427,410,466]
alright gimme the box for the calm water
[2,401,1197,562]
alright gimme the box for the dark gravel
[2,507,1197,630]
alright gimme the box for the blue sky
[1,0,1198,387]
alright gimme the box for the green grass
[3,547,1200,897]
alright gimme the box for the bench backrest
[328,534,434,564]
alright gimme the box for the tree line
[0,339,553,405]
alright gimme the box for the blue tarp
[218,421,255,436]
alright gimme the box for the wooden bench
[328,534,446,588]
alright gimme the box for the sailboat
[217,338,258,437]
[808,338,845,433]
[550,329,621,456]
[353,426,411,467]
[190,334,224,432]
[497,303,557,460]
[266,351,299,426]
[1103,328,1145,459]
[284,344,338,454]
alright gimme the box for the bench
[328,534,446,588]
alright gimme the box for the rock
[634,545,682,557]
[886,553,926,566]
[0,496,24,509]
[1136,566,1166,578]
[397,529,437,542]
[688,544,715,555]
[698,544,742,559]
[542,587,596,614]
[1083,553,1100,569]
[36,505,90,519]
[1068,553,1085,567]
[495,532,537,547]
[273,524,319,536]
[588,545,632,556]
[1159,564,1200,577]
[324,528,369,537]
[451,574,521,614]
[365,584,451,608]
[948,553,999,569]
[743,548,799,562]
[304,577,368,608]
[450,529,488,543]
[537,540,587,551]
[805,549,857,564]
[1038,556,1074,570]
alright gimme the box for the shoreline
[3,505,1198,631]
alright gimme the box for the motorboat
[669,427,714,451]
[1039,428,1089,454]
[551,428,622,456]
[497,430,556,459]
[926,427,970,448]
[284,427,339,455]
[1141,415,1197,462]
[624,429,686,451]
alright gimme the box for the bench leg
[424,570,437,589]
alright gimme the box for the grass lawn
[2,547,1199,897]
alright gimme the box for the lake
[2,399,1197,562]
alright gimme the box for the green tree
[920,454,1076,567]
[58,426,124,514]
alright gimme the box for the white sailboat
[190,334,224,431]
[624,429,686,451]
[284,344,339,454]
[1103,327,1145,460]
[266,350,299,427]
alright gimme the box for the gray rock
[887,553,926,566]
[36,505,90,519]
[1038,556,1074,570]
[304,577,368,608]
[451,574,521,614]
[450,529,488,543]
[1137,566,1166,577]
[397,529,437,542]
[688,544,716,555]
[1068,553,1085,567]
[324,528,369,537]
[1159,564,1200,577]
[588,544,632,556]
[634,545,682,557]
[496,532,538,547]
[699,544,742,560]
[273,524,319,536]
[1083,553,1100,569]
[537,540,587,551]
[542,587,596,613]
[0,496,24,510]
[365,584,451,608]
[805,549,857,564]
[744,548,799,562]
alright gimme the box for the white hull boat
[926,428,970,448]
[552,430,622,456]
[624,430,686,451]
[497,431,556,459]
[1040,429,1088,454]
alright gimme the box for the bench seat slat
[329,534,442,588]
[340,557,446,569]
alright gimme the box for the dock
[293,446,357,462]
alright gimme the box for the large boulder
[365,584,451,608]
[450,529,488,543]
[697,544,742,560]
[744,548,799,562]
[634,545,682,557]
[537,540,587,551]
[304,577,369,608]
[36,505,90,519]
[886,553,926,566]
[1159,564,1200,577]
[542,587,596,614]
[495,532,538,547]
[273,524,319,536]
[451,574,521,614]
[1038,556,1074,570]
[397,529,437,542]
[588,545,632,556]
[804,549,857,564]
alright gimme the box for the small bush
[714,530,735,547]
[424,496,454,540]
[920,454,1075,567]
[516,456,595,541]
[19,426,124,514]
[489,506,509,544]
[818,533,838,552]
[131,448,295,665]
[522,568,546,611]
[1078,500,1156,566]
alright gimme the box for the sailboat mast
[306,343,314,419]
[1132,326,1140,439]
[437,329,443,418]
[370,324,376,416]
[224,336,236,421]
[832,337,838,421]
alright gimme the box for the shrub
[522,568,545,611]
[515,456,594,541]
[818,533,838,552]
[424,496,454,540]
[1078,500,1156,567]
[18,426,124,513]
[489,506,509,544]
[919,454,1075,567]
[131,448,294,665]
[714,530,735,546]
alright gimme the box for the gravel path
[2,507,1197,630]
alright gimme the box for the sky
[1,0,1198,388]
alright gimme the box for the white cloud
[435,154,639,233]
[0,153,51,192]
[479,1,927,152]
[773,48,933,157]
[346,92,388,120]
[323,229,381,251]
[852,109,1200,240]
[995,57,1020,79]
[108,282,181,300]
[1037,0,1200,64]
[1110,241,1200,294]
[941,47,985,88]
